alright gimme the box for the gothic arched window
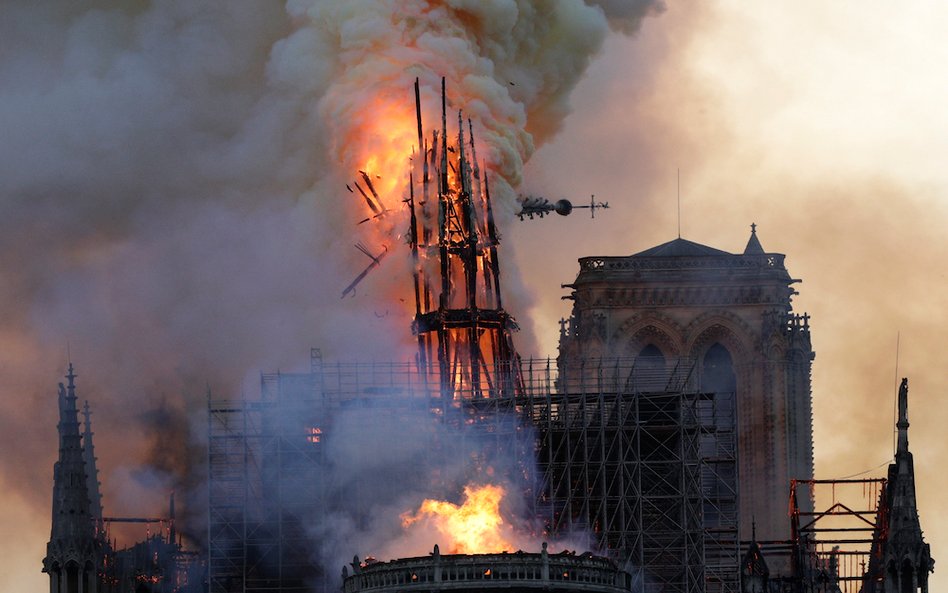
[701,343,736,394]
[700,343,737,434]
[632,344,666,391]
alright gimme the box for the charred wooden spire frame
[408,78,522,400]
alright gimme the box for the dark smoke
[137,397,207,546]
[1,1,664,588]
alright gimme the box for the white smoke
[0,0,662,587]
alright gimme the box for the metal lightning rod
[677,168,681,239]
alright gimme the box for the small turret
[741,523,769,593]
[862,378,935,592]
[743,222,765,255]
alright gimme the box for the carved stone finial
[897,377,909,455]
[743,223,765,255]
[66,362,77,390]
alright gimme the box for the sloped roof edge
[632,237,733,258]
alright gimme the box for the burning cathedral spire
[407,78,523,400]
[339,77,524,400]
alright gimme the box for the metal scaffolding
[207,352,521,593]
[207,370,327,593]
[207,353,740,593]
[792,479,887,593]
[525,357,739,593]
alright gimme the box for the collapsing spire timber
[340,242,388,299]
[408,77,522,400]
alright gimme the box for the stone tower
[559,226,814,541]
[43,364,103,593]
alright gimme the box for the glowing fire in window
[307,427,322,444]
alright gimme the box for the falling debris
[359,170,383,209]
[349,170,396,225]
[352,181,378,213]
[341,242,388,298]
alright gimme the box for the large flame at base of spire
[400,483,517,554]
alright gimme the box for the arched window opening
[900,559,916,593]
[701,343,737,434]
[632,344,665,391]
[696,341,738,533]
[83,561,95,593]
[886,561,899,590]
[701,343,736,394]
[65,561,79,593]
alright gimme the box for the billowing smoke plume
[1,0,662,587]
[283,403,591,579]
[303,407,529,569]
[314,0,647,193]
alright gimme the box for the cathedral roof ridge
[631,237,733,258]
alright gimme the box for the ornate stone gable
[683,310,756,360]
[609,311,685,357]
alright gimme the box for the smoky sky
[515,3,948,591]
[8,1,945,591]
[0,1,666,589]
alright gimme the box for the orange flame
[337,93,420,319]
[401,483,515,553]
[346,95,418,224]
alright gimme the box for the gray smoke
[0,1,662,584]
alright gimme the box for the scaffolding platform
[208,354,740,593]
